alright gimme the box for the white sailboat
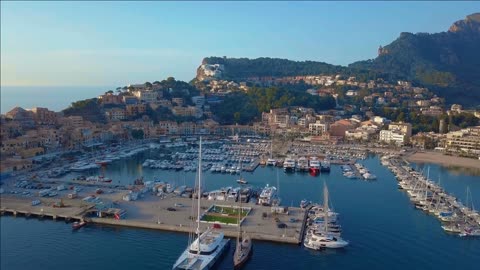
[233,199,252,269]
[173,137,230,270]
[304,182,349,249]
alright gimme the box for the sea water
[1,155,479,270]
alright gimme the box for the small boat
[459,226,480,237]
[363,173,377,180]
[237,177,248,185]
[95,159,112,166]
[300,199,311,209]
[72,221,86,230]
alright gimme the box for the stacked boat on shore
[382,155,480,237]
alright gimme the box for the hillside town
[1,74,479,176]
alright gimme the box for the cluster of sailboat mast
[382,155,480,237]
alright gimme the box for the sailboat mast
[237,198,241,242]
[196,137,202,255]
[277,170,280,198]
[324,182,329,233]
[270,141,273,159]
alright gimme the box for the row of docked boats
[142,159,245,174]
[341,164,377,180]
[69,144,151,172]
[303,183,349,249]
[382,155,480,237]
[266,156,331,174]
[207,187,241,202]
[290,142,368,161]
[71,175,113,183]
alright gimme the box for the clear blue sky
[1,1,479,87]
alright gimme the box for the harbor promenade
[0,195,307,245]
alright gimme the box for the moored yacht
[309,157,320,175]
[296,157,309,172]
[304,183,349,249]
[266,158,277,166]
[304,232,349,249]
[320,161,331,173]
[239,188,252,203]
[173,228,230,270]
[283,157,296,173]
[173,137,230,270]
[257,184,278,206]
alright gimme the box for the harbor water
[1,154,479,270]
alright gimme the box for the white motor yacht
[283,157,295,173]
[257,184,278,206]
[304,231,349,249]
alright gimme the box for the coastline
[406,151,480,171]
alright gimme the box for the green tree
[234,112,241,123]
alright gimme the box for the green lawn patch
[201,214,239,224]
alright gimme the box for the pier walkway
[0,195,308,245]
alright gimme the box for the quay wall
[90,218,300,245]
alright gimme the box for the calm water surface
[1,86,113,113]
[1,155,479,270]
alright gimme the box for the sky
[1,1,479,87]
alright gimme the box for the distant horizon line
[1,85,117,88]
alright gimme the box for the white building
[105,108,126,121]
[133,90,158,103]
[309,121,329,135]
[191,95,205,108]
[379,130,408,146]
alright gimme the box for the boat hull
[173,239,230,270]
[309,168,320,176]
[234,238,253,270]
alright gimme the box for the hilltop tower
[378,46,389,56]
[378,46,383,56]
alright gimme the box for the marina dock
[243,158,260,172]
[0,197,91,221]
[0,195,308,245]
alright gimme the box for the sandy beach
[406,151,480,170]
